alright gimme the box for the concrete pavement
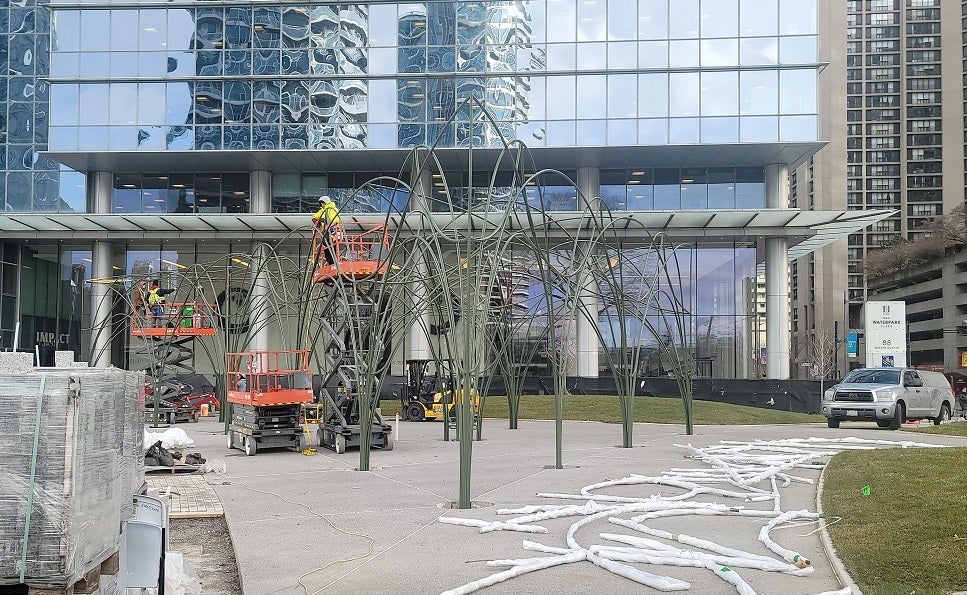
[181,416,967,595]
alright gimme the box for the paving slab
[147,473,224,518]
[181,416,967,595]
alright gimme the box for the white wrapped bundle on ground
[0,366,144,589]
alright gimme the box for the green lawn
[382,393,819,425]
[822,446,967,595]
[381,392,967,593]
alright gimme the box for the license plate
[847,410,858,417]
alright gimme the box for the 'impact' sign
[864,301,906,368]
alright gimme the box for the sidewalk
[183,417,965,594]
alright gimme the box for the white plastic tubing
[437,437,947,595]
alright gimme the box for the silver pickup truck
[821,367,954,430]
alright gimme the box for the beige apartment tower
[791,0,965,378]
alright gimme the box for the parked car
[821,367,954,430]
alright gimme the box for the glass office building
[0,1,881,377]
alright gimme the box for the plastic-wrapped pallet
[0,367,144,590]
[121,369,147,520]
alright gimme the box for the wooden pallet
[1,551,119,595]
[146,462,203,474]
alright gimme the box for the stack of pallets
[0,356,144,594]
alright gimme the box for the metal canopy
[43,142,826,175]
[1,209,895,262]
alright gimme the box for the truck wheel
[167,412,175,425]
[934,403,951,425]
[244,436,257,456]
[383,430,394,451]
[889,403,904,430]
[190,411,199,423]
[827,417,840,428]
[335,434,346,454]
[226,431,235,450]
[406,403,425,422]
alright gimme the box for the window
[868,177,899,190]
[867,67,899,80]
[869,26,899,38]
[907,78,939,90]
[868,95,899,107]
[907,161,941,173]
[867,109,899,121]
[871,0,897,9]
[867,150,900,162]
[907,35,938,48]
[867,122,899,135]
[908,175,941,187]
[907,8,940,20]
[908,204,940,216]
[907,22,940,34]
[867,81,899,93]
[867,40,899,52]
[867,136,899,148]
[906,64,938,76]
[908,147,941,160]
[908,91,939,103]
[907,105,940,118]
[867,164,900,176]
[907,50,940,62]
[869,13,898,25]
[908,119,938,132]
[868,192,899,205]
[908,133,942,145]
[867,53,899,65]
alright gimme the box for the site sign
[846,332,858,358]
[864,301,906,368]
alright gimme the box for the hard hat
[319,195,331,205]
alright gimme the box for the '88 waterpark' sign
[864,301,907,368]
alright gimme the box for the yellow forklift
[396,359,479,422]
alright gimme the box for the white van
[821,368,955,430]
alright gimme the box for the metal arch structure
[82,97,703,509]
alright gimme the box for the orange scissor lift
[226,350,314,456]
[132,301,217,425]
[310,224,394,454]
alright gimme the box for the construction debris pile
[0,353,145,590]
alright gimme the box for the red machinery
[133,300,217,426]
[226,350,314,456]
[131,301,217,337]
[310,224,390,283]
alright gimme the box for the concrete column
[91,171,113,213]
[764,164,790,379]
[88,171,115,367]
[249,170,271,214]
[408,263,432,361]
[574,166,601,376]
[577,166,600,211]
[248,242,270,352]
[406,161,433,360]
[243,171,272,351]
[410,167,433,212]
[575,275,599,377]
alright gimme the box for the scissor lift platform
[226,350,313,456]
